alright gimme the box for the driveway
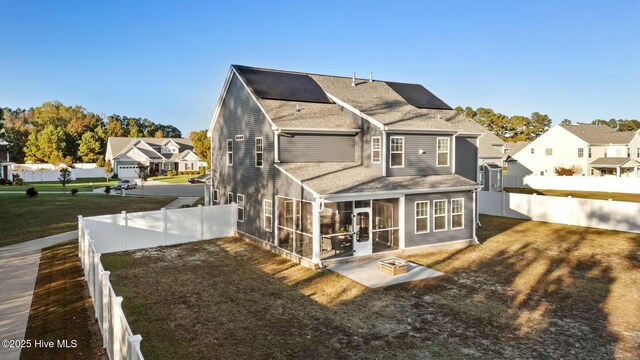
[113,180,204,197]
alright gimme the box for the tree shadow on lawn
[106,216,639,359]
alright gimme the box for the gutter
[321,185,481,201]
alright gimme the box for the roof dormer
[161,139,180,154]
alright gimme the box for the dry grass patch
[103,215,640,359]
[22,241,106,360]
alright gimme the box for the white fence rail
[79,204,237,359]
[478,191,640,233]
[13,168,110,182]
[504,174,640,194]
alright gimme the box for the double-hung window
[433,200,447,231]
[263,199,272,231]
[437,138,450,166]
[390,137,404,167]
[451,199,464,229]
[415,201,430,233]
[228,192,233,204]
[578,148,584,158]
[371,136,381,163]
[226,139,233,166]
[237,194,244,222]
[212,189,218,204]
[255,137,263,167]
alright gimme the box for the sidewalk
[0,231,77,360]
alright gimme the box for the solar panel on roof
[235,66,332,104]
[386,82,452,110]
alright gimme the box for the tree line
[0,101,182,165]
[455,106,639,142]
[561,118,640,132]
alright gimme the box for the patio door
[353,208,372,256]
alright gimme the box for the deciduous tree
[189,130,211,167]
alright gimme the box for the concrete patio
[327,258,444,288]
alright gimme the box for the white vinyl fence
[479,191,640,233]
[79,204,237,359]
[13,168,110,182]
[504,174,640,194]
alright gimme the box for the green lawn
[505,187,640,202]
[0,177,118,192]
[0,194,175,247]
[150,175,193,184]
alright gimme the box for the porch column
[312,200,321,264]
[398,195,406,249]
[616,166,621,177]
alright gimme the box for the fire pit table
[378,258,409,276]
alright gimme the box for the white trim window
[235,134,245,141]
[433,200,447,231]
[255,137,264,167]
[212,189,218,204]
[263,199,272,231]
[451,198,464,229]
[390,136,404,167]
[371,136,381,163]
[578,148,584,158]
[479,171,485,186]
[228,192,233,204]
[545,148,553,156]
[226,139,233,166]
[415,201,430,234]
[437,137,450,167]
[237,194,245,222]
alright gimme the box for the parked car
[188,173,210,184]
[114,179,137,190]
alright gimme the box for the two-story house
[0,139,13,181]
[208,65,483,267]
[105,137,203,178]
[507,123,640,177]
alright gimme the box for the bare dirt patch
[103,215,640,359]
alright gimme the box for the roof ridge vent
[352,72,356,87]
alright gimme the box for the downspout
[472,187,481,239]
[312,196,325,268]
[382,130,387,176]
[274,129,281,163]
[451,131,460,174]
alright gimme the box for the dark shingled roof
[108,137,196,161]
[278,162,477,196]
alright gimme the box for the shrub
[0,178,10,185]
[26,187,38,197]
[104,185,112,195]
[71,188,79,195]
[199,166,206,175]
[554,166,579,176]
[12,174,23,186]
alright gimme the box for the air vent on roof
[352,72,356,87]
[234,66,332,104]
[386,82,452,110]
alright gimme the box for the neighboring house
[208,65,483,267]
[105,137,203,178]
[503,141,531,177]
[508,124,640,177]
[0,139,13,180]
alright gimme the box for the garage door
[117,165,138,179]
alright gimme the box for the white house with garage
[105,137,204,178]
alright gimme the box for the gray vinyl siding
[482,166,502,192]
[404,191,474,247]
[210,73,314,244]
[455,136,478,181]
[361,119,383,171]
[386,133,453,176]
[279,134,356,162]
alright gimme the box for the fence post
[129,334,143,360]
[101,271,111,348]
[84,230,91,277]
[502,191,506,217]
[198,205,204,240]
[162,208,167,245]
[121,211,127,251]
[78,216,84,259]
[608,199,613,230]
[88,240,95,298]
[112,296,123,360]
[93,253,101,319]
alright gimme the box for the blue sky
[1,1,638,135]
